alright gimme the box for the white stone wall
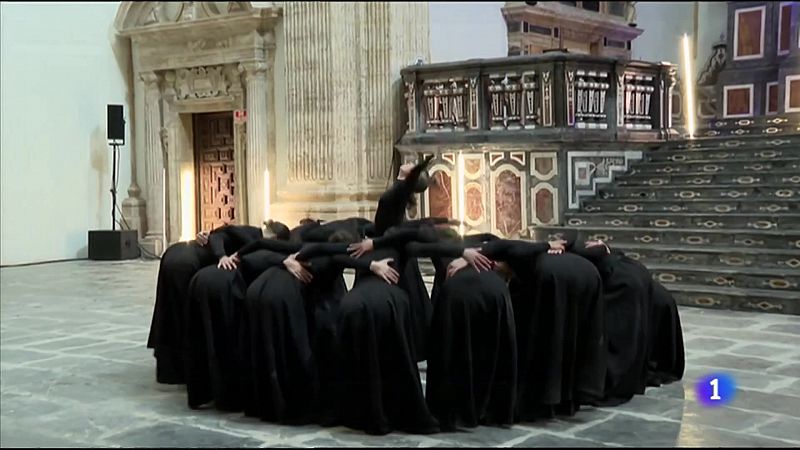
[0,2,132,265]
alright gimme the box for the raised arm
[404,155,433,188]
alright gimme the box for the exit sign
[234,109,247,123]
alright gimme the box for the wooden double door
[194,112,237,232]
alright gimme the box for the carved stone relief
[166,65,232,100]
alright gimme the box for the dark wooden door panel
[194,112,236,232]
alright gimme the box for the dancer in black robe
[301,217,374,243]
[147,223,278,384]
[460,239,606,421]
[373,156,432,236]
[236,232,363,424]
[391,229,517,430]
[569,240,650,406]
[182,223,292,410]
[570,240,684,395]
[289,218,324,243]
[300,228,440,435]
[646,280,685,386]
[370,156,434,361]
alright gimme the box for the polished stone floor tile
[2,260,799,447]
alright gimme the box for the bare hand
[348,239,374,258]
[548,239,567,255]
[196,231,210,246]
[585,240,611,254]
[447,258,469,278]
[463,248,493,272]
[370,258,400,284]
[284,253,313,283]
[218,255,238,271]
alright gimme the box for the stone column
[140,71,165,255]
[272,1,431,224]
[239,61,269,226]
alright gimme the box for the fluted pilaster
[275,1,431,221]
[240,61,269,224]
[140,71,164,239]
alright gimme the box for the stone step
[420,244,800,272]
[606,243,800,270]
[614,171,800,187]
[647,263,800,292]
[630,158,800,174]
[582,199,800,214]
[646,145,799,163]
[661,135,798,151]
[563,212,800,231]
[598,184,799,200]
[666,283,800,315]
[532,226,800,251]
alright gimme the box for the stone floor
[1,260,799,448]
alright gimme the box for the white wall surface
[0,2,132,265]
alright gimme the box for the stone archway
[115,1,280,255]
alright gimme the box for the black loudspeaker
[107,104,125,144]
[88,230,140,260]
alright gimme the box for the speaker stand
[111,143,120,231]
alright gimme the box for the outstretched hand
[462,248,493,272]
[370,258,400,285]
[218,255,238,271]
[548,239,567,255]
[196,231,210,246]
[585,239,611,254]
[447,257,469,278]
[284,253,313,283]
[348,239,374,258]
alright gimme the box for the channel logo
[695,373,736,408]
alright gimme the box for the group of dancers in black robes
[147,156,685,435]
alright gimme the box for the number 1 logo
[709,378,721,400]
[696,373,736,407]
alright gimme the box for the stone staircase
[537,132,800,315]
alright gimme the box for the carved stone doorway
[115,1,280,254]
[194,111,237,232]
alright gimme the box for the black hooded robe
[478,239,606,421]
[404,234,517,430]
[147,224,262,385]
